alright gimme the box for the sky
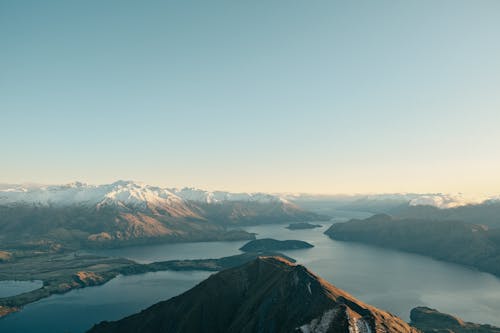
[1,0,500,194]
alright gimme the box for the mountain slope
[390,201,500,228]
[325,214,500,277]
[0,203,253,249]
[194,199,325,226]
[0,181,324,249]
[87,256,418,333]
[410,307,500,333]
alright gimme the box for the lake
[0,280,43,298]
[1,222,500,332]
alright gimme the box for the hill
[325,214,500,277]
[411,307,500,333]
[87,256,419,333]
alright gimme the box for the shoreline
[0,251,292,318]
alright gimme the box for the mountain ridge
[0,181,325,249]
[0,180,292,207]
[87,256,419,333]
[324,214,500,277]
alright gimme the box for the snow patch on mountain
[299,308,338,333]
[286,192,497,209]
[169,187,288,204]
[3,181,491,209]
[408,193,487,209]
[0,181,184,208]
[0,181,288,208]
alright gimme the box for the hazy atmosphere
[2,0,500,194]
[2,2,500,333]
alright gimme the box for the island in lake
[239,238,314,252]
[286,222,323,230]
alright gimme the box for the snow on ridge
[97,182,183,208]
[0,181,287,207]
[299,308,338,333]
[2,181,495,209]
[408,193,488,209]
[169,187,286,204]
[0,181,183,207]
[284,192,498,209]
[0,182,106,206]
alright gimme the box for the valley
[2,222,500,333]
[3,184,500,332]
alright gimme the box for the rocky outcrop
[73,271,106,286]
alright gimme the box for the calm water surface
[0,280,43,298]
[1,222,500,332]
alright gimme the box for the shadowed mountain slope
[410,307,500,333]
[87,256,418,333]
[325,214,500,277]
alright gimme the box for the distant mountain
[288,193,500,229]
[288,192,498,211]
[390,200,500,228]
[0,181,325,249]
[411,307,500,333]
[193,199,323,226]
[0,181,290,207]
[87,256,419,333]
[169,187,283,204]
[285,193,422,217]
[325,214,500,277]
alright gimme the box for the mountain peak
[88,257,418,333]
[0,181,291,208]
[256,255,297,267]
[110,180,139,187]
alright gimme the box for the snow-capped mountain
[0,181,324,249]
[407,193,490,209]
[286,192,498,209]
[0,181,288,208]
[2,181,496,210]
[169,187,287,204]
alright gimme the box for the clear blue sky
[1,0,500,194]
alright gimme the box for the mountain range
[0,181,324,250]
[291,193,500,228]
[0,180,289,207]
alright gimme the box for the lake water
[2,222,500,333]
[0,280,43,298]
